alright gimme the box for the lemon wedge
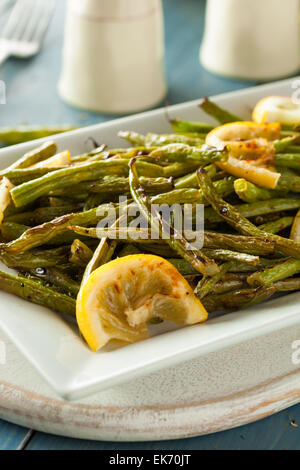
[76,254,208,352]
[253,96,300,126]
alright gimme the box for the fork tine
[10,0,34,41]
[31,0,55,44]
[21,0,44,42]
[0,0,14,17]
[1,0,28,40]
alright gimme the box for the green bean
[136,242,176,258]
[174,164,217,189]
[0,127,76,146]
[0,222,29,241]
[0,141,57,175]
[118,131,205,147]
[197,169,300,259]
[151,177,234,205]
[252,213,287,226]
[226,258,286,273]
[69,226,276,257]
[275,154,300,170]
[196,262,233,299]
[89,176,174,195]
[167,259,198,276]
[70,145,107,163]
[11,158,166,208]
[5,205,81,225]
[150,143,227,165]
[0,246,69,269]
[198,97,242,124]
[82,213,127,285]
[202,286,276,313]
[259,217,294,234]
[247,258,300,287]
[10,160,130,207]
[83,194,107,211]
[1,205,110,252]
[274,278,300,292]
[0,270,76,316]
[203,249,260,266]
[169,258,282,277]
[3,166,68,185]
[118,244,142,257]
[81,237,117,285]
[274,137,298,153]
[203,232,275,255]
[169,119,214,134]
[28,267,80,297]
[234,178,283,203]
[69,239,93,267]
[211,278,247,295]
[162,161,201,178]
[281,145,300,154]
[276,166,300,177]
[204,199,300,225]
[277,174,300,193]
[71,226,260,267]
[129,158,219,276]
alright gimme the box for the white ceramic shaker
[200,0,300,81]
[58,0,166,113]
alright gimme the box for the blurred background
[0,0,266,129]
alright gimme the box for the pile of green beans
[1,98,300,320]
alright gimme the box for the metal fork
[0,0,15,16]
[0,0,55,65]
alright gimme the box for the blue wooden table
[0,0,300,450]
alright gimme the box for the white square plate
[0,78,299,401]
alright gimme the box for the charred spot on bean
[196,255,206,263]
[35,267,47,276]
[255,286,264,294]
[169,225,175,236]
[255,216,264,225]
[220,207,229,215]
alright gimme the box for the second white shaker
[58,0,166,114]
[200,0,300,81]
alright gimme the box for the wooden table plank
[0,419,31,450]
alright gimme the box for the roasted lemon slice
[205,121,281,159]
[217,156,280,189]
[76,254,208,352]
[253,96,300,126]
